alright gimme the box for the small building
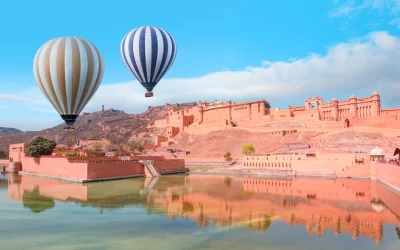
[370,147,385,161]
[105,152,115,157]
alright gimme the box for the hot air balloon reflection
[33,37,104,131]
[120,26,177,97]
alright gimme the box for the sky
[1,0,400,131]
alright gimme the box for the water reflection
[5,174,400,245]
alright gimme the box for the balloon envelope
[33,37,104,125]
[120,26,176,97]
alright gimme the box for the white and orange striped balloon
[33,37,104,125]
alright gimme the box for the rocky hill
[0,127,23,136]
[0,102,197,151]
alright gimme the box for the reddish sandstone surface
[157,129,320,158]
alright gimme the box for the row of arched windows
[243,161,292,168]
[243,179,292,187]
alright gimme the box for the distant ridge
[0,127,23,136]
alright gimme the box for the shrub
[223,152,232,160]
[0,150,8,159]
[65,152,78,157]
[55,152,64,156]
[126,140,143,153]
[24,137,56,157]
[242,143,255,156]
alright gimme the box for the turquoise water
[0,173,400,250]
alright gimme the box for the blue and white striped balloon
[120,26,177,97]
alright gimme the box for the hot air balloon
[33,37,104,131]
[120,26,177,97]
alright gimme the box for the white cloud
[2,31,400,125]
[0,105,8,109]
[28,108,57,114]
[86,31,400,111]
[0,94,47,105]
[330,0,400,29]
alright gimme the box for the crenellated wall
[242,152,400,192]
[242,152,371,176]
[86,160,144,179]
[20,156,88,179]
[7,143,188,182]
[148,91,399,140]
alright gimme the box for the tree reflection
[262,215,271,231]
[224,177,232,187]
[22,186,55,214]
[396,227,400,240]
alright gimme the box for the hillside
[154,128,397,159]
[0,127,23,136]
[0,102,197,151]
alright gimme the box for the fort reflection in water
[5,174,400,244]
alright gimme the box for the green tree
[24,137,56,157]
[224,152,232,160]
[0,150,8,159]
[242,143,255,156]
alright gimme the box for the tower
[371,91,380,116]
[331,98,339,121]
[349,95,357,117]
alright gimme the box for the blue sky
[1,0,400,131]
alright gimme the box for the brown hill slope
[0,102,197,151]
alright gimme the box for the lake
[1,173,400,250]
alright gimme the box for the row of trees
[222,143,256,159]
[21,136,257,158]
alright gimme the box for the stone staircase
[143,160,160,178]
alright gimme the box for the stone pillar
[227,100,232,123]
[248,104,252,120]
[180,110,185,132]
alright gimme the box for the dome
[370,147,385,156]
[350,95,356,99]
[331,97,338,102]
[372,91,379,96]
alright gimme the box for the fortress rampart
[147,92,400,144]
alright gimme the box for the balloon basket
[145,92,153,97]
[63,127,75,132]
